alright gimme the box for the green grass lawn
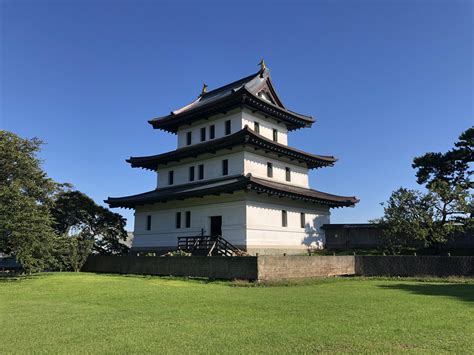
[1,273,473,353]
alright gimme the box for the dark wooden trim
[105,174,358,209]
[127,126,336,171]
[149,88,313,133]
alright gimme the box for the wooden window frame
[222,159,229,176]
[267,162,273,178]
[146,215,152,231]
[176,212,181,229]
[198,164,204,180]
[185,211,191,228]
[282,210,288,227]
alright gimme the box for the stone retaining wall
[82,255,258,280]
[257,256,355,281]
[355,256,474,277]
[82,255,474,280]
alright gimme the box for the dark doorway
[210,216,222,236]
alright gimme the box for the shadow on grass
[379,283,474,304]
[0,273,43,283]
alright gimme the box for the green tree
[429,180,471,224]
[413,127,473,188]
[1,131,128,273]
[51,190,129,256]
[413,127,472,229]
[0,131,60,273]
[52,234,94,272]
[378,127,473,252]
[376,188,437,253]
[378,185,470,253]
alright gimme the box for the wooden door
[210,216,222,236]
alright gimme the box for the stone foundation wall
[82,255,474,280]
[82,255,258,280]
[355,256,474,277]
[257,256,355,281]
[82,255,355,281]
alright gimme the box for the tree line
[0,131,129,273]
[376,127,473,253]
[1,127,472,271]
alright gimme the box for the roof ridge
[241,88,313,122]
[148,68,315,133]
[200,70,261,98]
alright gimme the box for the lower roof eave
[105,193,357,210]
[245,189,358,209]
[104,175,358,209]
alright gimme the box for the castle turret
[106,62,358,255]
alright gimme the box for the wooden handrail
[177,235,247,256]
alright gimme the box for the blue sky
[1,0,472,230]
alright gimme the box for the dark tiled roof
[105,174,358,209]
[127,126,336,170]
[149,68,314,133]
[248,176,358,206]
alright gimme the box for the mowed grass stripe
[0,273,472,353]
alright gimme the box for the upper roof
[149,65,315,133]
[105,174,358,209]
[127,126,336,170]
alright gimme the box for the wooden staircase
[177,235,247,256]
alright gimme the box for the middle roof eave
[127,126,336,171]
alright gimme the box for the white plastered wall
[132,193,247,251]
[157,151,245,187]
[243,151,309,188]
[157,150,309,189]
[245,195,330,254]
[242,108,288,145]
[176,107,289,148]
[176,109,243,148]
[132,192,331,254]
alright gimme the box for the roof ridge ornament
[200,83,208,96]
[258,59,266,75]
